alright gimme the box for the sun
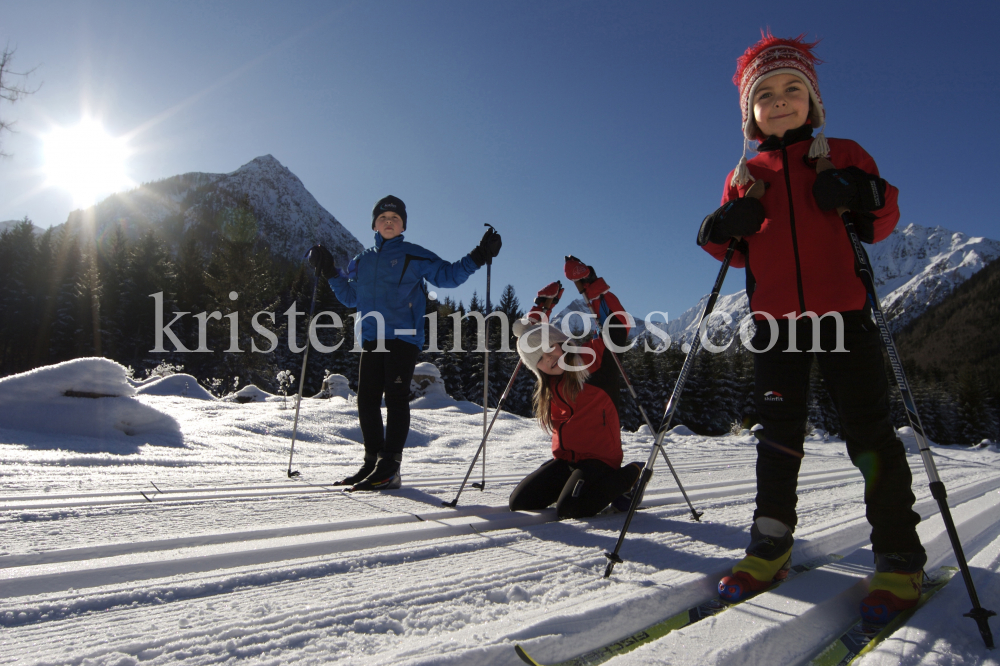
[43,118,132,208]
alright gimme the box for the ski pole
[475,223,495,491]
[445,286,562,507]
[604,178,765,578]
[817,157,994,647]
[442,360,523,507]
[578,286,701,522]
[287,265,321,478]
[595,299,702,522]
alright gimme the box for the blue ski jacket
[328,233,480,347]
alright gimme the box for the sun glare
[43,119,132,208]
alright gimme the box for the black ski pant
[357,338,420,464]
[509,458,639,519]
[750,311,923,554]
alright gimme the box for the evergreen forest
[1,215,997,446]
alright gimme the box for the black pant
[357,338,420,463]
[509,458,639,519]
[751,311,923,554]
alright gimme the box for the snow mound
[1,357,137,399]
[0,358,182,449]
[225,385,275,403]
[135,374,215,400]
[410,363,452,408]
[632,423,697,438]
[315,373,354,399]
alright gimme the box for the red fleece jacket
[702,133,899,319]
[548,337,623,469]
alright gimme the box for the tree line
[1,211,996,446]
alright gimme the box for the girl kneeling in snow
[509,314,640,519]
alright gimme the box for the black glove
[470,228,502,266]
[813,166,887,212]
[697,197,765,246]
[848,212,876,244]
[306,244,337,279]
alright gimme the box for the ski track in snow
[2,392,998,665]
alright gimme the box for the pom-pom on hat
[513,318,569,381]
[731,32,830,187]
[372,195,407,230]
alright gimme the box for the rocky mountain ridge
[59,155,363,265]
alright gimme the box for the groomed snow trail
[2,393,998,665]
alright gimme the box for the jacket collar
[757,124,813,152]
[374,232,404,250]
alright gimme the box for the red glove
[564,255,595,283]
[526,281,564,322]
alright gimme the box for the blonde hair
[533,352,591,432]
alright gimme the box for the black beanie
[372,195,407,230]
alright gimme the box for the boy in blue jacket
[308,195,501,490]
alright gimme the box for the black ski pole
[604,178,765,578]
[475,224,495,491]
[579,288,701,522]
[817,157,994,647]
[598,300,702,522]
[286,265,321,478]
[442,360,523,507]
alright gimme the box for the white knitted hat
[513,318,569,381]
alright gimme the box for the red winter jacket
[548,337,623,469]
[702,127,899,319]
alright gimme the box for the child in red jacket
[698,33,925,623]
[508,263,640,518]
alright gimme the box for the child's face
[537,346,566,376]
[752,73,810,139]
[375,212,404,239]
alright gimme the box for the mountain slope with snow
[60,155,363,265]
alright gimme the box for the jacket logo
[394,376,403,384]
[764,391,784,402]
[391,259,398,267]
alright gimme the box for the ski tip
[514,645,545,666]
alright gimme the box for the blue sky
[1,0,998,321]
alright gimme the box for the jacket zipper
[781,144,807,314]
[554,379,575,461]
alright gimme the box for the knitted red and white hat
[731,32,830,186]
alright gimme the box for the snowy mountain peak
[61,156,363,265]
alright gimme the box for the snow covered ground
[1,360,998,665]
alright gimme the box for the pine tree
[47,233,85,363]
[0,218,39,374]
[121,231,176,369]
[96,227,130,362]
[203,199,280,389]
[461,292,486,406]
[957,370,999,445]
